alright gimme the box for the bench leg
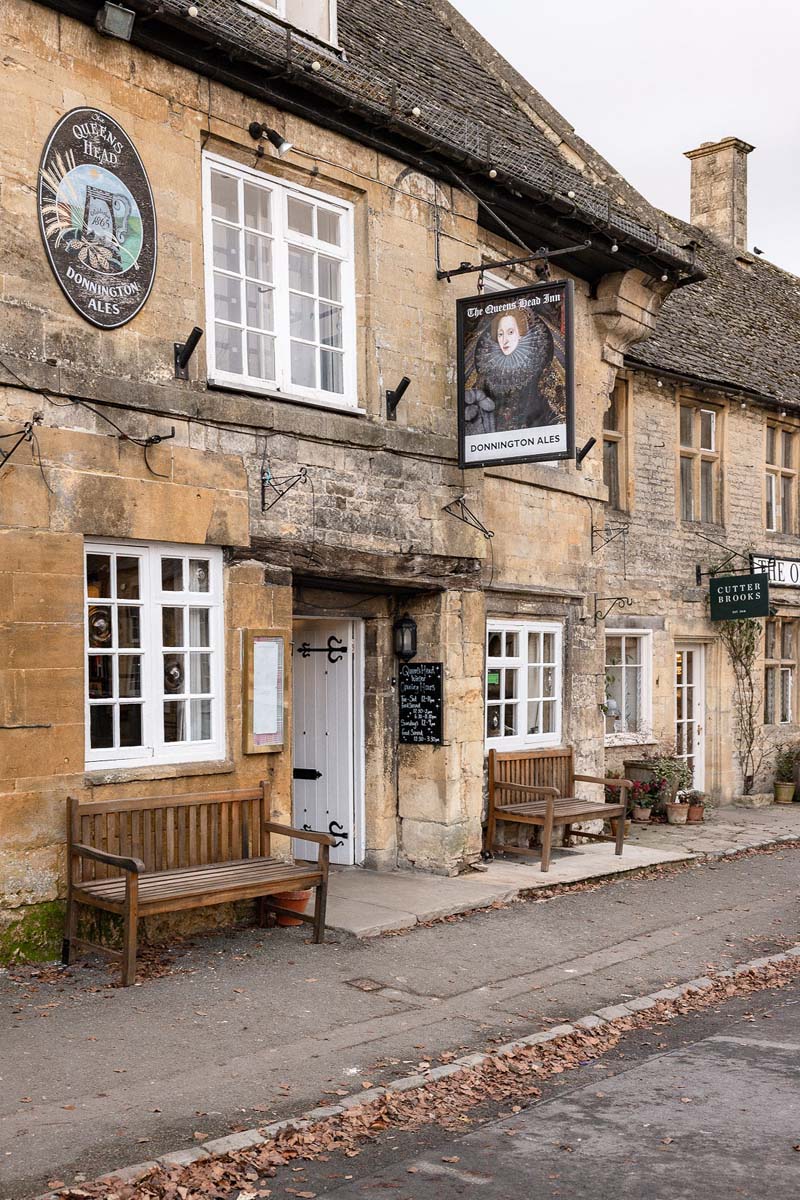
[62,892,78,965]
[540,818,553,873]
[486,807,497,857]
[615,812,625,856]
[121,877,139,987]
[562,823,572,848]
[312,877,328,944]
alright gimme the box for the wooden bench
[486,747,631,872]
[63,783,335,986]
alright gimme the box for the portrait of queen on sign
[457,280,575,468]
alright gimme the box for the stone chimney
[684,137,754,251]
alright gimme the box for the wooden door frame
[291,616,365,866]
[675,642,706,792]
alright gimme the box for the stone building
[602,137,800,800]
[0,0,707,960]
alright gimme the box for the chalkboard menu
[398,662,443,745]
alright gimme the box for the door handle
[293,768,322,780]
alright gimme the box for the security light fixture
[248,123,294,158]
[95,1,136,40]
[393,613,417,663]
[386,376,411,421]
[174,326,204,379]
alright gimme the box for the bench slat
[75,858,321,905]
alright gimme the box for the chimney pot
[684,136,754,251]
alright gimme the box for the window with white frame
[203,153,355,409]
[764,616,796,725]
[679,402,721,524]
[765,424,796,534]
[242,0,338,45]
[85,541,225,768]
[485,622,562,749]
[604,631,652,739]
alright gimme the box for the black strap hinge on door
[293,767,322,781]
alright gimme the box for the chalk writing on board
[399,662,443,745]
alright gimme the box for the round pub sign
[37,108,157,328]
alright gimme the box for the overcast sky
[451,0,800,275]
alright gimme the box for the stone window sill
[84,758,236,788]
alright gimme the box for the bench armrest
[264,821,337,847]
[494,782,560,797]
[575,775,633,790]
[72,843,145,873]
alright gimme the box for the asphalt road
[1,846,798,1197]
[305,980,800,1200]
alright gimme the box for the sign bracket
[436,240,591,284]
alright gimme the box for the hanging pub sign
[751,554,800,588]
[37,108,157,328]
[398,662,443,745]
[457,279,575,469]
[709,572,770,621]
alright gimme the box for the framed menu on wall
[243,630,286,754]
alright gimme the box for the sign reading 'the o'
[37,108,157,328]
[752,554,800,588]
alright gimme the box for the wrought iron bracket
[591,522,629,554]
[443,494,494,540]
[0,413,42,472]
[594,595,634,624]
[436,239,591,283]
[297,634,348,664]
[262,464,308,513]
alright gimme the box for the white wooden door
[675,644,705,791]
[292,619,357,866]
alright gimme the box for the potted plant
[664,794,689,825]
[774,744,797,804]
[630,780,656,823]
[684,790,706,824]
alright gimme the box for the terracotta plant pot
[774,781,795,804]
[633,806,652,823]
[273,888,312,927]
[665,802,688,825]
[686,803,705,824]
[608,817,631,837]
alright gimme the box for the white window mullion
[275,190,291,393]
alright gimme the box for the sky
[451,0,800,276]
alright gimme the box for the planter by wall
[632,806,652,823]
[774,782,795,804]
[686,803,705,824]
[665,802,688,825]
[273,889,312,927]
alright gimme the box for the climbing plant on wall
[718,617,763,794]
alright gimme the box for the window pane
[162,607,184,647]
[680,406,694,447]
[782,474,793,534]
[317,208,341,245]
[543,666,556,697]
[624,666,641,730]
[486,668,501,701]
[765,620,776,659]
[287,197,315,236]
[291,340,317,388]
[289,246,315,293]
[243,182,271,232]
[505,632,519,657]
[161,558,183,591]
[766,473,776,530]
[319,303,343,348]
[700,409,715,451]
[88,605,113,647]
[214,272,241,324]
[527,701,542,734]
[781,668,793,723]
[116,557,140,600]
[163,700,185,743]
[603,439,620,509]
[117,606,141,649]
[86,554,111,598]
[90,705,114,749]
[190,608,210,647]
[190,652,211,694]
[118,656,142,698]
[540,701,556,734]
[215,323,243,375]
[528,665,542,699]
[190,698,212,741]
[504,704,517,736]
[542,633,555,664]
[210,171,239,222]
[624,637,641,665]
[606,637,622,666]
[783,431,793,468]
[247,331,276,381]
[245,281,274,331]
[487,632,502,658]
[119,704,143,747]
[318,256,341,301]
[680,456,694,521]
[766,426,776,464]
[503,668,517,700]
[765,665,776,723]
[290,291,316,341]
[782,621,794,660]
[603,388,619,432]
[487,704,501,737]
[88,655,112,699]
[189,560,210,593]
[212,221,239,272]
[320,350,344,394]
[701,459,714,523]
[164,653,186,695]
[244,232,272,282]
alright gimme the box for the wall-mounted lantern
[393,613,417,663]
